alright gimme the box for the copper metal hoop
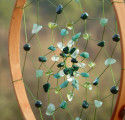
[8,0,125,119]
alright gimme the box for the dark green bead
[97,41,105,47]
[35,100,42,108]
[43,83,51,92]
[63,68,69,75]
[110,86,119,94]
[57,62,65,68]
[38,56,47,62]
[60,53,67,58]
[23,44,31,51]
[82,100,89,109]
[71,58,78,63]
[56,4,63,14]
[63,46,69,54]
[72,65,79,71]
[69,67,74,76]
[69,48,76,54]
[80,12,88,20]
[112,34,120,42]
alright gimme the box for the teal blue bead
[54,73,61,79]
[60,101,67,109]
[60,29,68,36]
[72,33,81,42]
[81,73,89,78]
[48,45,56,51]
[36,70,43,78]
[60,80,69,88]
[80,52,89,59]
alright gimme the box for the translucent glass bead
[83,33,91,40]
[66,22,73,30]
[59,70,65,77]
[100,18,108,27]
[71,49,79,58]
[67,40,74,48]
[57,42,65,51]
[77,63,86,68]
[105,58,116,66]
[51,55,59,61]
[48,22,57,29]
[94,100,103,108]
[67,91,74,102]
[46,104,55,116]
[32,24,42,34]
[88,61,96,68]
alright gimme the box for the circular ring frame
[8,0,125,120]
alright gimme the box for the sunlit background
[0,0,122,120]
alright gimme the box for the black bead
[63,68,69,75]
[63,46,69,54]
[38,56,47,62]
[110,86,119,94]
[35,100,42,108]
[93,77,99,86]
[112,34,120,42]
[80,12,89,20]
[56,4,63,14]
[71,58,78,63]
[57,62,65,68]
[69,48,76,54]
[97,41,105,47]
[43,83,51,92]
[82,100,89,109]
[23,44,31,51]
[72,65,79,71]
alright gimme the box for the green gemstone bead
[69,48,76,54]
[72,65,79,71]
[60,101,67,109]
[63,46,69,54]
[80,52,89,59]
[97,41,105,47]
[57,62,65,68]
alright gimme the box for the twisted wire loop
[111,0,125,119]
[9,0,36,119]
